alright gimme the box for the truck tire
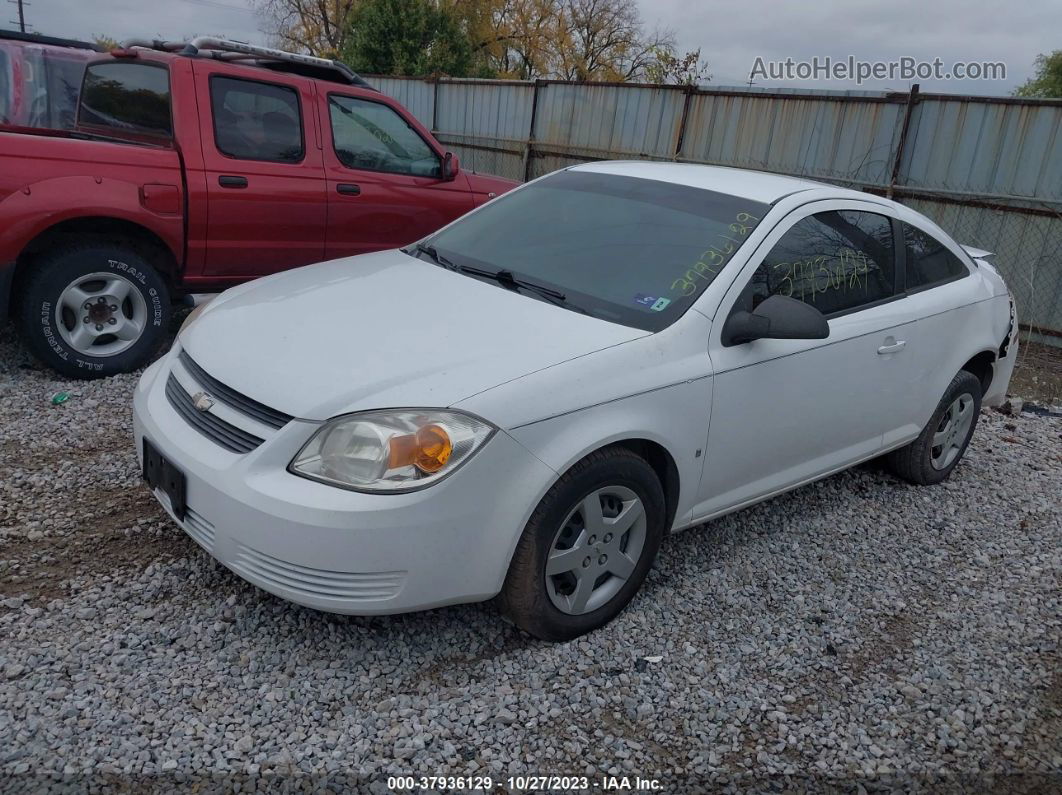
[17,242,171,379]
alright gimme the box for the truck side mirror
[442,151,459,181]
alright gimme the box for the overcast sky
[23,0,1060,95]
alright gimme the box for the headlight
[290,410,495,492]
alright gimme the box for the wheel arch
[522,434,684,534]
[960,349,997,396]
[10,216,180,315]
[610,438,682,533]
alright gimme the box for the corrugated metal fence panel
[901,197,1062,335]
[366,75,1062,338]
[435,132,526,181]
[436,80,535,139]
[679,93,904,187]
[369,77,435,127]
[534,83,686,158]
[900,99,1062,203]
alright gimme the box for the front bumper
[133,346,557,614]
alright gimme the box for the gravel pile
[1,325,1060,792]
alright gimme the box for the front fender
[505,377,713,531]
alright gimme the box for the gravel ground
[0,324,1060,793]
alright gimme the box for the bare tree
[553,0,672,81]
[255,0,360,57]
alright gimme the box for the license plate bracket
[143,438,186,521]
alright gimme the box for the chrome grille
[165,374,264,454]
[179,351,293,430]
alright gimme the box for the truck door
[320,90,474,259]
[194,62,325,277]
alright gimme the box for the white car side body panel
[459,311,716,529]
[691,196,1011,520]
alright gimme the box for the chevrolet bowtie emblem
[191,391,215,412]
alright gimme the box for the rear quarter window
[902,223,969,292]
[79,61,171,138]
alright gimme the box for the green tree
[341,0,475,76]
[1014,51,1062,98]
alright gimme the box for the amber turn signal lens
[414,424,452,473]
[386,424,453,474]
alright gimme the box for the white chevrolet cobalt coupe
[134,162,1018,640]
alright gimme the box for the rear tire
[886,370,982,485]
[17,242,170,379]
[498,447,665,641]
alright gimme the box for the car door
[694,201,914,519]
[320,90,474,258]
[195,63,326,277]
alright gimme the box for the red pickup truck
[0,33,517,377]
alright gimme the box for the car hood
[180,249,646,422]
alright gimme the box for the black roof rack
[121,36,374,90]
[0,28,104,51]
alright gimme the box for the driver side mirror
[722,295,830,346]
[442,151,460,181]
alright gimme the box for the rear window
[902,223,969,291]
[79,61,171,138]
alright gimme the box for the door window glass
[329,95,439,177]
[210,76,303,163]
[742,210,897,316]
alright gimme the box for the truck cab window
[210,76,304,163]
[328,95,439,177]
[79,61,171,138]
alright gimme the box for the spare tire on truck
[17,241,171,379]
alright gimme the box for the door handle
[877,340,907,355]
[218,175,248,188]
[336,183,361,196]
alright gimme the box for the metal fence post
[887,83,920,199]
[674,85,695,161]
[431,75,440,133]
[523,79,543,182]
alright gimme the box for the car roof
[569,160,864,204]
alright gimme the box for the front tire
[886,370,982,485]
[498,447,665,641]
[17,242,171,379]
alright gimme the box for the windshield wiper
[409,242,456,269]
[410,246,588,315]
[457,265,566,299]
[459,265,591,314]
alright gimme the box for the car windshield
[420,170,769,331]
